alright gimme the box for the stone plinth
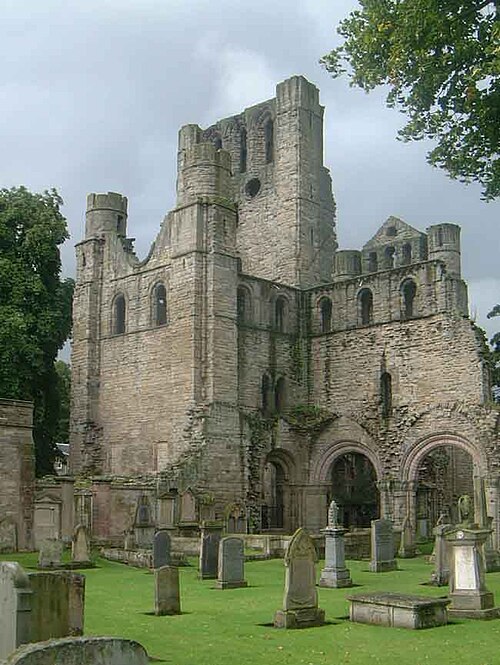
[319,526,352,588]
[446,526,500,619]
[348,592,450,629]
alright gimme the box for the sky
[1,0,498,343]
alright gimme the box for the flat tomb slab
[347,592,450,629]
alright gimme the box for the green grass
[3,552,500,665]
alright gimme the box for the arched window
[237,286,251,324]
[261,374,272,414]
[380,371,392,417]
[113,294,126,335]
[385,246,395,269]
[275,377,286,413]
[359,289,373,326]
[402,243,412,266]
[274,296,287,332]
[153,283,167,326]
[213,136,222,150]
[368,252,378,273]
[401,279,417,319]
[240,128,247,173]
[319,297,332,333]
[264,119,274,164]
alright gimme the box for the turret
[333,250,362,281]
[85,192,128,239]
[427,223,461,278]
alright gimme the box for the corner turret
[85,192,128,239]
[427,223,461,278]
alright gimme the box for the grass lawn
[3,552,500,665]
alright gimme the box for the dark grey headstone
[153,530,171,569]
[369,519,397,572]
[199,523,223,579]
[216,537,247,589]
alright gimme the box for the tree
[0,186,74,474]
[321,0,500,200]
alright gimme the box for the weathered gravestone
[369,519,397,572]
[134,496,154,549]
[28,571,85,640]
[398,515,416,559]
[216,537,247,589]
[38,539,63,569]
[124,528,136,551]
[430,522,452,586]
[3,636,149,665]
[0,519,18,553]
[154,565,181,616]
[0,562,32,660]
[199,521,223,580]
[274,528,325,629]
[153,530,171,569]
[71,524,91,565]
[319,500,352,588]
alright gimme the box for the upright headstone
[274,528,325,628]
[0,562,32,660]
[71,524,91,565]
[0,518,18,553]
[29,571,85,640]
[369,519,397,572]
[134,496,155,549]
[153,530,171,569]
[430,523,453,586]
[154,565,181,615]
[216,537,247,589]
[319,500,352,588]
[199,521,223,580]
[398,515,416,559]
[38,539,63,569]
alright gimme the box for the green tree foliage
[0,186,74,474]
[54,360,71,445]
[321,0,500,199]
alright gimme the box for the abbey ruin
[64,76,500,546]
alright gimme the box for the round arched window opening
[245,178,261,198]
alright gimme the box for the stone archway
[261,449,296,532]
[330,451,380,528]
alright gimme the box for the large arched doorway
[330,452,379,528]
[262,451,295,531]
[415,444,474,538]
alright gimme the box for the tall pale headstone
[71,524,91,564]
[154,565,181,615]
[199,521,223,580]
[274,528,325,628]
[0,562,32,660]
[319,500,352,588]
[398,515,416,559]
[153,530,171,569]
[216,537,247,589]
[38,539,63,569]
[369,519,397,572]
[430,522,452,586]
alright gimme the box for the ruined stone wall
[0,399,35,550]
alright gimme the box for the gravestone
[154,565,181,615]
[274,528,325,629]
[199,521,223,580]
[4,636,149,665]
[319,500,352,588]
[124,528,136,551]
[216,537,247,589]
[134,496,154,549]
[38,539,63,569]
[369,519,397,572]
[179,489,197,523]
[29,571,85,640]
[0,562,32,660]
[430,523,452,586]
[398,515,416,559]
[153,530,171,569]
[0,518,18,553]
[72,525,91,565]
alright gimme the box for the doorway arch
[261,450,295,531]
[330,452,380,528]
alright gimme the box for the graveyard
[2,545,500,665]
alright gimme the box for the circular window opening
[245,178,261,198]
[386,226,397,237]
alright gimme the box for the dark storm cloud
[1,0,498,340]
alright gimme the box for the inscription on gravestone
[369,519,397,572]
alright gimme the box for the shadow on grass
[257,620,339,629]
[142,611,192,616]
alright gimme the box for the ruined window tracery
[385,245,395,269]
[275,377,286,412]
[153,283,167,326]
[264,119,274,163]
[113,294,126,335]
[368,251,378,273]
[213,136,222,150]
[401,279,417,319]
[237,286,252,324]
[358,288,373,326]
[380,371,392,417]
[319,297,332,333]
[274,296,287,332]
[261,374,272,414]
[402,243,412,265]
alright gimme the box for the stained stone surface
[348,592,450,629]
[274,528,325,628]
[3,636,149,665]
[0,562,32,660]
[369,519,397,572]
[72,525,90,564]
[154,565,180,616]
[216,537,247,589]
[153,530,171,569]
[28,571,85,640]
[38,539,63,569]
[199,522,223,580]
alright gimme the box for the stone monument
[215,536,247,589]
[274,528,325,629]
[199,521,223,580]
[153,530,171,569]
[38,539,64,569]
[398,515,416,559]
[0,562,32,660]
[430,521,453,586]
[134,496,154,549]
[445,494,500,619]
[369,519,397,572]
[71,525,91,565]
[319,500,352,588]
[154,565,181,615]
